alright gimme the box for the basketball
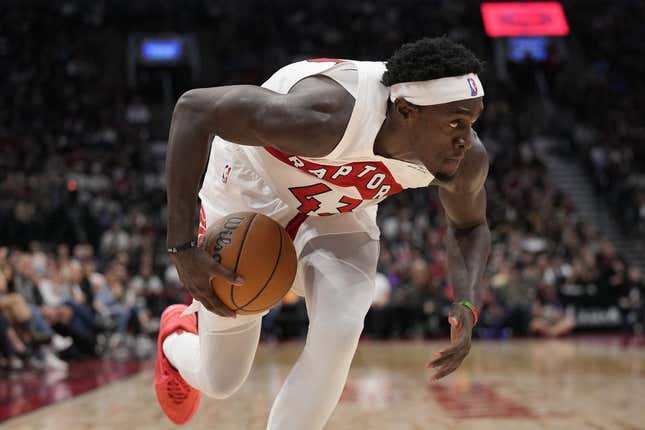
[201,212,298,315]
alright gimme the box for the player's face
[412,97,484,181]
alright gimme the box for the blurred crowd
[0,244,181,370]
[551,0,645,236]
[367,123,644,340]
[1,1,644,371]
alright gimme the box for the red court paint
[430,382,536,419]
[0,359,150,422]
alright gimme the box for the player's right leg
[155,302,263,424]
[267,232,378,430]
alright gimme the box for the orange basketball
[201,212,297,315]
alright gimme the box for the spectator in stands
[128,256,163,318]
[0,310,24,371]
[618,268,644,336]
[99,223,131,260]
[530,284,576,338]
[364,272,393,339]
[490,260,532,336]
[477,281,511,339]
[94,261,153,357]
[54,259,99,356]
[388,256,423,339]
[409,257,448,339]
[4,254,55,345]
[262,292,308,341]
[125,95,151,125]
[0,255,68,369]
[95,262,132,337]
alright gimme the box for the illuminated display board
[481,2,570,37]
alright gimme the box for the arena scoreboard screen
[481,2,570,37]
[508,37,549,61]
[140,38,184,63]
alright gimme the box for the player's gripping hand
[428,303,474,380]
[170,247,244,318]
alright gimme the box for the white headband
[389,73,484,106]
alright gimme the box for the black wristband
[167,239,197,254]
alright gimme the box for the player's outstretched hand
[171,246,244,318]
[427,303,474,380]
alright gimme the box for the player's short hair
[382,37,484,86]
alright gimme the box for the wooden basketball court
[2,339,643,429]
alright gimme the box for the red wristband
[456,300,478,326]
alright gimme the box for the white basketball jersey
[199,59,434,241]
[243,59,434,211]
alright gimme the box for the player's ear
[392,98,419,123]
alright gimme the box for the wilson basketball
[201,212,297,315]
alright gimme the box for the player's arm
[165,79,351,316]
[428,135,491,380]
[167,79,350,245]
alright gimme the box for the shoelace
[166,375,192,403]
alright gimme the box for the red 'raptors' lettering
[265,147,403,200]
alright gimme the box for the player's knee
[200,372,245,399]
[312,317,365,350]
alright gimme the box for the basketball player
[157,37,490,427]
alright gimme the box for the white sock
[161,310,262,398]
[162,331,200,374]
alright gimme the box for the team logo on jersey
[264,147,406,216]
[467,78,478,96]
[221,164,232,183]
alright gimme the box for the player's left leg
[267,232,378,430]
[163,303,263,398]
[155,303,263,424]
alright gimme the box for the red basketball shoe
[154,304,201,425]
